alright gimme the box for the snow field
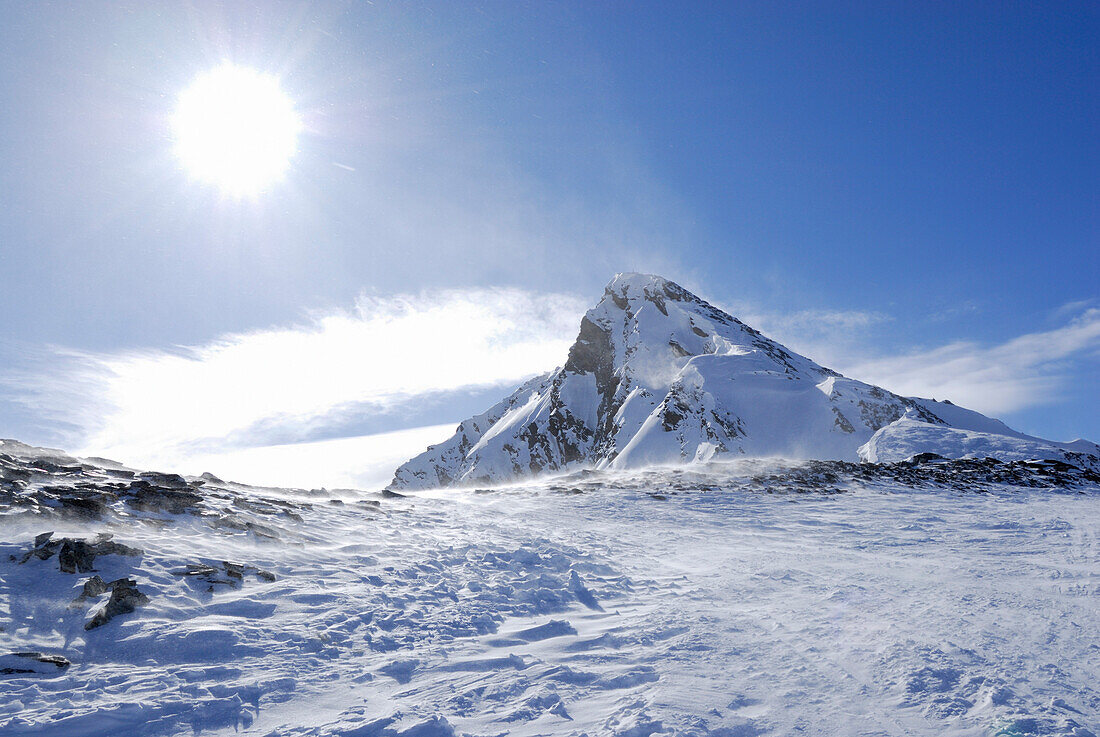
[1,464,1098,736]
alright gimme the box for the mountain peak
[601,272,697,312]
[605,271,673,295]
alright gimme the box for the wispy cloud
[173,423,459,490]
[723,301,1100,420]
[1052,298,1096,320]
[840,308,1100,416]
[737,307,891,342]
[726,305,892,370]
[6,288,587,472]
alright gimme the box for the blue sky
[1,2,1097,484]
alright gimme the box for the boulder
[20,532,143,572]
[124,481,203,514]
[85,578,149,630]
[58,540,96,573]
[68,575,109,609]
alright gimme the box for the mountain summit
[391,273,1099,489]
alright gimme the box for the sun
[172,64,301,196]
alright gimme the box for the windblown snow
[392,273,1099,490]
[2,443,1099,736]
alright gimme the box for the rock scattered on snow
[124,480,204,514]
[84,577,150,630]
[18,531,142,571]
[68,574,110,609]
[171,560,276,591]
[0,652,71,676]
[0,449,325,542]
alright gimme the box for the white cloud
[174,423,457,490]
[10,288,587,473]
[841,308,1100,416]
[1052,298,1096,320]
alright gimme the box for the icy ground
[2,457,1099,736]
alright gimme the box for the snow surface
[3,455,1099,736]
[392,274,1099,490]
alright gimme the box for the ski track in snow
[2,466,1099,737]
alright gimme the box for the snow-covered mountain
[392,273,1099,489]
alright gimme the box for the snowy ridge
[859,417,1100,469]
[392,274,1099,489]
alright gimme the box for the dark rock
[58,540,96,573]
[124,482,203,514]
[907,452,947,464]
[207,514,248,532]
[171,562,237,592]
[232,497,283,516]
[0,651,71,675]
[21,533,141,572]
[19,534,61,564]
[92,539,143,557]
[81,575,108,598]
[173,563,221,578]
[57,493,111,519]
[34,543,59,560]
[69,575,110,609]
[0,460,32,481]
[29,459,82,474]
[173,561,276,588]
[137,471,190,489]
[245,521,280,540]
[832,408,856,434]
[85,578,149,630]
[15,652,70,668]
[667,339,692,358]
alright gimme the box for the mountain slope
[391,274,1098,489]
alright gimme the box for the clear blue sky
[1,2,1097,467]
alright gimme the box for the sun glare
[172,64,301,196]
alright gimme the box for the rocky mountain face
[391,273,1100,489]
